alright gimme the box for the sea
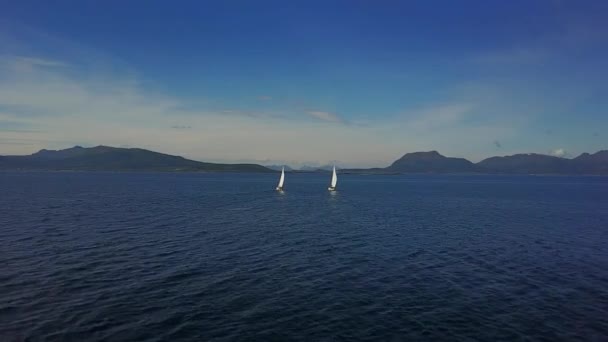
[1,172,607,341]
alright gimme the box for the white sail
[329,165,337,190]
[276,167,285,190]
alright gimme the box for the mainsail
[276,167,285,190]
[329,165,337,190]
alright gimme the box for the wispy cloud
[13,56,67,68]
[474,48,548,65]
[306,110,344,123]
[404,103,474,129]
[0,50,543,165]
[0,52,392,166]
[2,21,605,166]
[219,109,282,119]
[473,9,608,68]
[373,99,532,161]
[3,47,595,166]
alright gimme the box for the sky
[1,0,607,167]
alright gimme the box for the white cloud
[551,148,567,157]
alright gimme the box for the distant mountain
[477,153,572,174]
[572,150,608,174]
[344,150,608,175]
[0,146,273,172]
[387,151,477,173]
[299,165,334,172]
[265,165,294,171]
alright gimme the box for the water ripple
[1,172,607,341]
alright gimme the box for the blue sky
[1,1,606,166]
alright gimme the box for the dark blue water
[1,172,608,341]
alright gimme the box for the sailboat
[275,167,285,191]
[328,165,337,191]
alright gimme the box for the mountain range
[345,150,608,175]
[0,146,272,172]
[1,146,607,174]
